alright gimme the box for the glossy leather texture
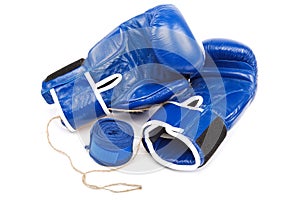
[143,39,257,170]
[41,4,204,131]
[191,38,257,129]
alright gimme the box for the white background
[1,0,299,199]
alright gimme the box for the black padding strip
[44,58,85,82]
[196,117,227,166]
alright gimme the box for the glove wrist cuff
[142,99,227,171]
[143,120,202,171]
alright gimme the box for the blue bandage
[87,118,134,166]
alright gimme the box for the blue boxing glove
[191,38,257,129]
[41,4,204,131]
[142,39,257,170]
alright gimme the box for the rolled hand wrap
[87,118,134,166]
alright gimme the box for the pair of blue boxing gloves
[41,4,257,171]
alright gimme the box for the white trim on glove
[50,89,76,132]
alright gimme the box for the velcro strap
[45,58,85,82]
[196,117,227,166]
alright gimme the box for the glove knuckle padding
[41,4,204,131]
[192,38,257,129]
[150,5,204,73]
[203,38,257,68]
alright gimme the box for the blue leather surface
[143,39,257,169]
[147,103,216,166]
[41,4,204,130]
[191,38,257,129]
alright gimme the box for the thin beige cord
[46,116,85,174]
[46,116,142,193]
